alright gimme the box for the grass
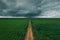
[0,18,28,40]
[0,18,60,40]
[32,18,60,40]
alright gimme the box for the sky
[0,0,60,18]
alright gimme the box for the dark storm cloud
[0,0,60,18]
[0,0,43,17]
[25,10,41,17]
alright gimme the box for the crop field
[0,18,60,40]
[32,19,60,40]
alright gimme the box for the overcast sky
[0,0,60,18]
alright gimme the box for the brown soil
[24,20,34,40]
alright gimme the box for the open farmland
[32,18,60,40]
[0,18,28,40]
[0,18,60,40]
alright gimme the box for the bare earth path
[24,20,34,40]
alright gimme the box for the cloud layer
[0,0,60,18]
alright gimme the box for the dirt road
[24,20,34,40]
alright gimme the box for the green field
[0,18,60,40]
[32,19,60,40]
